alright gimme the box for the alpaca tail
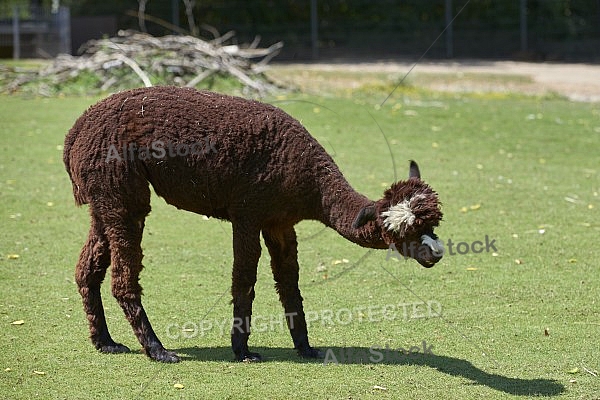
[68,173,88,206]
[63,125,88,206]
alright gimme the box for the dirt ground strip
[273,60,600,102]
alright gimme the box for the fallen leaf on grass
[568,258,577,264]
[4,368,11,372]
[33,370,46,375]
[515,259,523,265]
[466,267,478,271]
[460,204,481,213]
[7,254,20,260]
[316,264,327,273]
[11,320,24,325]
[568,368,579,374]
[331,259,349,265]
[372,385,387,391]
[173,383,184,389]
[544,328,549,336]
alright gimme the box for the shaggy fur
[64,86,443,363]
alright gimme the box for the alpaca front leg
[116,299,179,363]
[278,287,321,358]
[76,217,129,354]
[263,227,322,359]
[107,215,180,363]
[231,291,261,362]
[231,222,262,362]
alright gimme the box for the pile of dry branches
[5,30,283,95]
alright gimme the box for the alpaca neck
[316,173,386,249]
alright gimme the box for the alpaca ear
[352,205,377,229]
[409,160,421,179]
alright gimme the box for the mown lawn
[1,70,599,399]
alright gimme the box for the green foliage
[1,73,599,398]
[0,1,30,18]
[54,0,600,42]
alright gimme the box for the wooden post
[171,0,180,33]
[58,6,71,55]
[13,5,20,60]
[445,0,453,58]
[520,0,527,52]
[311,0,318,59]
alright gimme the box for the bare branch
[5,30,283,95]
[186,69,216,87]
[113,53,153,87]
[199,23,221,40]
[181,0,199,37]
[125,10,190,35]
[137,0,149,33]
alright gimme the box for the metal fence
[274,1,599,61]
[1,1,599,61]
[0,5,70,59]
[175,0,600,61]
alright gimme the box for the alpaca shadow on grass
[174,346,565,397]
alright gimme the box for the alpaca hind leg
[102,194,179,363]
[230,221,262,362]
[76,214,129,353]
[263,227,321,358]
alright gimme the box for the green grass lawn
[1,72,599,399]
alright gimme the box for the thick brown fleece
[64,86,442,362]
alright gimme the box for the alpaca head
[352,161,444,267]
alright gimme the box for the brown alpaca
[64,86,443,363]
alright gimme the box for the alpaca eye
[415,219,423,226]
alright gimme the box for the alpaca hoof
[237,352,262,362]
[146,346,181,363]
[156,351,181,363]
[98,343,130,354]
[298,347,323,359]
